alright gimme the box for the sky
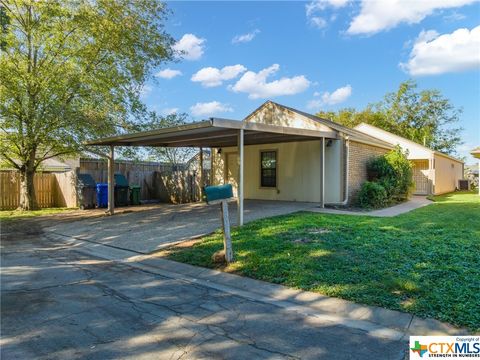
[141,0,480,163]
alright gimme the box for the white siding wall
[212,140,343,203]
[433,154,464,195]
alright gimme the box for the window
[260,151,277,187]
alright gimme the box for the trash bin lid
[77,173,96,187]
[114,173,129,187]
[129,184,141,190]
[96,183,108,189]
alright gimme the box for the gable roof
[354,122,463,163]
[246,101,393,149]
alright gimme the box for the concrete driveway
[44,200,317,254]
[1,219,408,359]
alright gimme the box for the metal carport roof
[86,117,339,148]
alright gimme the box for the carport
[87,117,337,225]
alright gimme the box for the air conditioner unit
[458,179,470,191]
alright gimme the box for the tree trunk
[18,166,38,211]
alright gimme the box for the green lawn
[164,191,480,331]
[0,207,76,221]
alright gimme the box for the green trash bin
[130,185,141,205]
[114,174,129,206]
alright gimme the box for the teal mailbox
[204,184,233,203]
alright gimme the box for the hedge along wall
[347,141,390,203]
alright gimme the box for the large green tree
[0,0,174,210]
[317,80,463,155]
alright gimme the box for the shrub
[360,147,414,208]
[357,181,388,209]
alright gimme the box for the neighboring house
[353,123,464,195]
[186,149,211,172]
[1,157,73,172]
[211,101,393,204]
[464,165,478,189]
[471,147,480,194]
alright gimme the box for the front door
[225,152,238,197]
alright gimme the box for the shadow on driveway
[42,200,318,254]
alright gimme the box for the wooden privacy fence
[155,170,210,204]
[80,158,175,200]
[0,160,210,210]
[0,171,77,210]
[80,158,208,203]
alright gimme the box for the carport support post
[199,147,204,200]
[107,145,115,215]
[237,129,244,226]
[321,137,325,208]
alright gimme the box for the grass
[163,191,480,331]
[0,207,76,221]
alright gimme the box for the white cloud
[322,85,352,105]
[155,68,182,79]
[310,17,328,29]
[306,0,349,28]
[307,85,352,109]
[400,26,480,76]
[347,0,478,35]
[306,0,349,16]
[191,65,247,87]
[307,99,323,110]
[190,101,233,117]
[232,29,260,44]
[161,107,179,116]
[173,34,206,61]
[443,11,467,22]
[231,64,310,99]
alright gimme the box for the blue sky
[142,1,480,163]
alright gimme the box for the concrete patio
[44,200,318,254]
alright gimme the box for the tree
[0,0,174,210]
[141,112,196,168]
[316,80,463,156]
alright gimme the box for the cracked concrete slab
[42,200,317,254]
[2,220,407,360]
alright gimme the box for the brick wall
[348,141,389,204]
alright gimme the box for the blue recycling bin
[96,183,108,208]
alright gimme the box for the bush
[360,147,414,208]
[357,181,388,209]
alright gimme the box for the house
[209,101,394,205]
[89,101,463,222]
[1,157,74,172]
[186,149,211,172]
[464,165,478,189]
[353,123,464,195]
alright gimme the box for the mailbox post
[204,184,234,263]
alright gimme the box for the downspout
[325,136,350,206]
[340,136,350,205]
